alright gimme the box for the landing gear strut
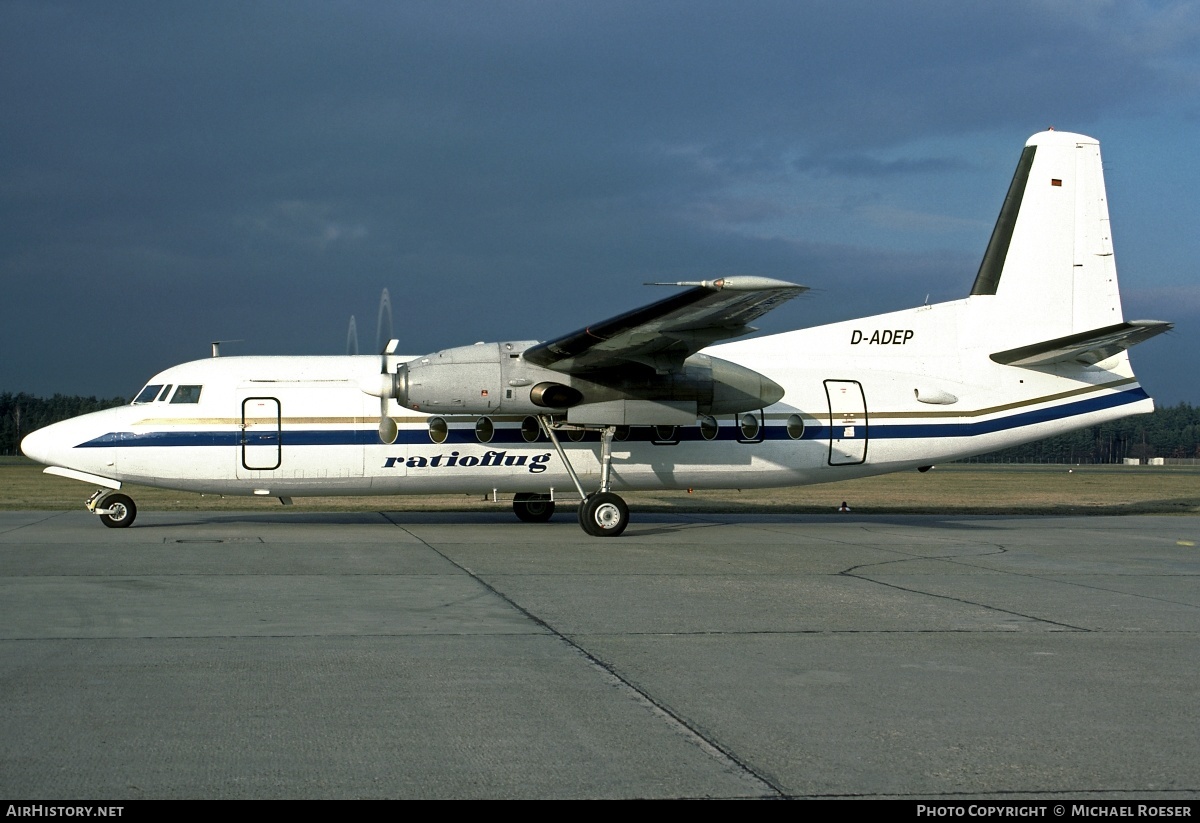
[538,416,630,537]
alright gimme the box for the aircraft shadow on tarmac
[120,508,1055,534]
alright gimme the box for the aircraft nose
[21,422,64,466]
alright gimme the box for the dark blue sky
[2,1,1197,403]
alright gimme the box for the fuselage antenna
[210,340,243,357]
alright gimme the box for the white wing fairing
[21,131,1171,535]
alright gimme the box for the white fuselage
[21,293,1153,501]
[22,132,1166,516]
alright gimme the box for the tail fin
[971,130,1169,360]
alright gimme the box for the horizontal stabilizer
[990,320,1172,367]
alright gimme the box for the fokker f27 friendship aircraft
[22,131,1172,536]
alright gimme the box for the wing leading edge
[523,276,807,374]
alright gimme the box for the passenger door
[239,396,281,472]
[824,380,868,465]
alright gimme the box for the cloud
[1,1,1197,399]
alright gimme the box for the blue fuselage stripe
[74,387,1149,449]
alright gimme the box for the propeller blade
[378,339,402,445]
[379,410,398,445]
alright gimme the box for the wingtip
[645,277,807,292]
[713,276,808,292]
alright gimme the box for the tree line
[967,402,1200,464]
[2,391,1198,462]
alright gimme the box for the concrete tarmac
[1,509,1197,799]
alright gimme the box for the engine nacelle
[370,341,785,420]
[391,342,509,413]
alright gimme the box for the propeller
[377,339,401,444]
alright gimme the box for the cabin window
[613,426,630,442]
[170,385,203,404]
[428,417,448,444]
[739,413,760,440]
[699,415,719,441]
[475,417,494,443]
[568,428,586,442]
[521,416,541,443]
[133,384,163,404]
[786,414,805,440]
[651,425,680,445]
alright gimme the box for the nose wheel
[92,492,137,528]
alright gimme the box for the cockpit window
[156,384,174,402]
[133,384,163,404]
[169,385,203,404]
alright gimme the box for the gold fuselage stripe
[132,377,1139,428]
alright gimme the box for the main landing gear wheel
[533,416,630,537]
[578,492,629,537]
[513,493,555,523]
[98,494,137,529]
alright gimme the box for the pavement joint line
[0,511,67,535]
[847,538,1200,613]
[379,510,787,799]
[926,555,1200,611]
[838,546,1094,631]
[1,627,1193,644]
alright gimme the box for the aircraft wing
[523,276,806,373]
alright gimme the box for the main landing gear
[577,491,629,537]
[86,489,138,528]
[512,492,555,522]
[538,416,630,537]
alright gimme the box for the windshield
[132,384,162,404]
[169,385,203,404]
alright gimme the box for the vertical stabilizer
[970,131,1124,339]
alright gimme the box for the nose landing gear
[86,490,138,528]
